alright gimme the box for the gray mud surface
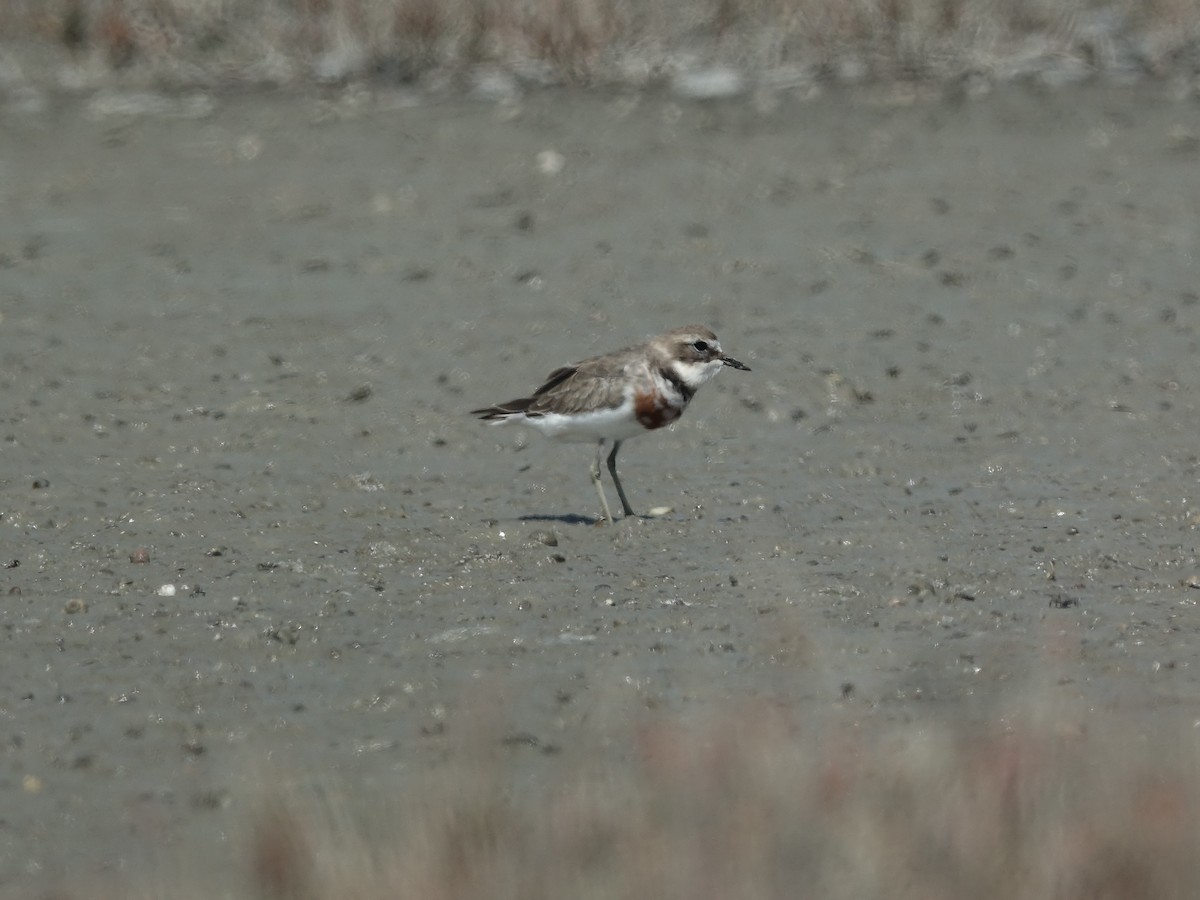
[3,85,1200,891]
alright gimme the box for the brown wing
[473,348,635,419]
[531,365,577,397]
[470,365,579,419]
[524,356,632,416]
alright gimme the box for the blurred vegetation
[1,0,1198,90]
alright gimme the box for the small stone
[130,547,151,564]
[536,149,565,176]
[672,66,745,99]
[64,598,87,614]
[157,584,177,597]
[646,506,673,518]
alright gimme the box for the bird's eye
[692,340,709,352]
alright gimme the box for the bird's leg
[590,440,615,524]
[606,440,635,518]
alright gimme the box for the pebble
[536,150,565,176]
[671,66,745,100]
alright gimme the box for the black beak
[722,356,751,372]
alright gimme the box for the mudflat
[3,83,1200,891]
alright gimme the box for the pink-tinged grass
[2,0,1200,88]
[56,701,1200,899]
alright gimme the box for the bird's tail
[471,398,534,421]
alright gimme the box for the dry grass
[2,0,1200,90]
[58,702,1200,899]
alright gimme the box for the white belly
[527,400,650,443]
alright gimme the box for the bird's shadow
[518,512,601,526]
[518,512,644,526]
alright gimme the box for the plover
[472,325,750,522]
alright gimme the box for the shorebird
[472,325,750,522]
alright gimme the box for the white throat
[671,358,724,390]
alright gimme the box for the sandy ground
[3,82,1200,891]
